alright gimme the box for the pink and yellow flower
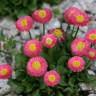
[0,64,12,79]
[27,56,48,77]
[44,70,61,87]
[42,34,57,48]
[71,38,90,56]
[64,7,89,26]
[68,56,85,72]
[48,28,65,42]
[85,29,96,44]
[85,48,96,60]
[23,39,42,57]
[32,8,52,24]
[16,16,33,32]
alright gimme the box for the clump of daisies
[7,7,96,96]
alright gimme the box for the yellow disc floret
[48,75,56,82]
[21,19,27,27]
[0,69,8,75]
[76,15,84,23]
[53,29,63,38]
[29,44,37,52]
[89,34,96,40]
[32,61,41,70]
[39,10,46,18]
[46,38,53,45]
[73,61,80,68]
[76,42,85,51]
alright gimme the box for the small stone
[0,85,10,95]
[45,18,61,30]
[88,94,96,96]
[30,29,40,38]
[88,70,95,76]
[0,18,18,37]
[20,31,30,40]
[79,83,89,91]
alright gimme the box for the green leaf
[15,52,28,68]
[68,78,75,87]
[32,90,41,96]
[57,56,68,65]
[9,81,24,94]
[56,91,63,96]
[64,87,73,93]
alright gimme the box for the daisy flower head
[68,56,85,72]
[27,56,48,77]
[16,16,33,32]
[71,38,90,56]
[42,34,57,48]
[48,28,65,42]
[64,7,89,26]
[0,64,12,79]
[85,29,96,44]
[32,8,52,24]
[23,39,42,57]
[85,48,96,60]
[44,70,61,87]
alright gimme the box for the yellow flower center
[53,29,63,38]
[89,51,95,57]
[21,19,27,27]
[89,34,96,40]
[73,61,80,68]
[32,61,41,70]
[48,75,56,82]
[76,42,85,51]
[29,43,36,52]
[76,15,84,23]
[0,69,8,75]
[46,38,53,45]
[39,10,46,18]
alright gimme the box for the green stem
[43,24,45,35]
[60,21,63,29]
[66,24,70,33]
[70,26,75,38]
[29,31,32,39]
[85,59,91,69]
[74,26,79,38]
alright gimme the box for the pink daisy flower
[32,8,52,24]
[23,39,42,57]
[68,56,85,72]
[85,48,96,60]
[44,70,61,87]
[85,29,96,44]
[48,28,65,42]
[64,7,89,26]
[16,16,33,32]
[0,64,12,79]
[41,34,57,48]
[27,56,48,77]
[71,38,90,56]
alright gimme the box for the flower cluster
[4,6,96,91]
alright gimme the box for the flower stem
[70,25,75,38]
[43,24,45,35]
[66,24,70,33]
[74,26,79,38]
[85,59,91,69]
[29,31,32,39]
